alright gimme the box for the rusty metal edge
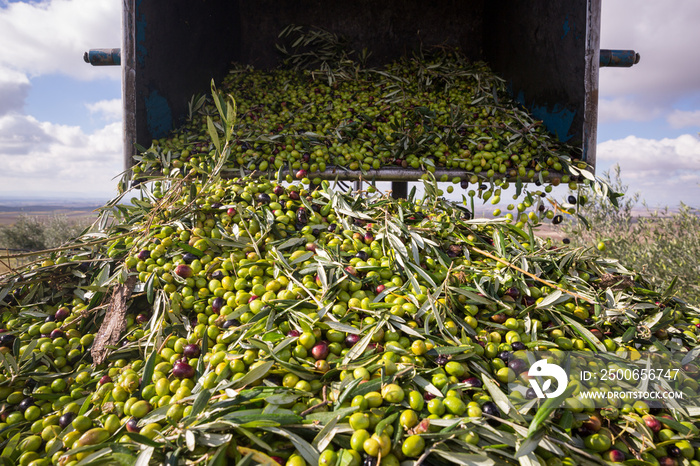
[123,0,136,172]
[583,0,601,173]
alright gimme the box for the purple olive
[462,377,483,388]
[55,307,70,321]
[137,250,150,261]
[126,417,140,433]
[345,334,360,347]
[172,360,195,379]
[183,344,201,359]
[311,341,330,360]
[211,297,225,314]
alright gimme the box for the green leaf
[515,428,544,458]
[231,360,274,389]
[174,240,204,258]
[140,347,158,398]
[536,290,562,308]
[312,412,343,451]
[341,325,377,364]
[208,116,221,153]
[134,446,154,466]
[526,383,577,437]
[190,388,213,419]
[374,412,398,436]
[137,403,171,427]
[306,406,358,425]
[145,272,155,304]
[1,431,21,459]
[481,375,525,423]
[431,449,496,466]
[262,427,319,466]
[559,314,606,352]
[208,445,228,466]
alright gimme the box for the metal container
[121,0,604,177]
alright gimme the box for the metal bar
[123,0,136,171]
[221,167,573,183]
[584,0,601,170]
[83,48,121,66]
[599,49,640,67]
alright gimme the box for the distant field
[0,206,99,276]
[0,208,99,226]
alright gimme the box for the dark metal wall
[123,0,600,169]
[234,0,483,68]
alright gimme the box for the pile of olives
[1,169,699,466]
[134,50,589,226]
[0,50,696,466]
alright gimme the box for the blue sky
[0,0,699,209]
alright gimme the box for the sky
[0,0,699,209]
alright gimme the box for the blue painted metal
[145,90,173,140]
[599,49,640,67]
[515,91,576,143]
[83,49,121,66]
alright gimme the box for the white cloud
[598,97,663,124]
[667,109,700,129]
[599,1,700,105]
[0,1,123,200]
[86,98,122,122]
[0,67,30,115]
[597,134,700,206]
[0,0,121,81]
[0,113,123,198]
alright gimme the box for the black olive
[508,358,528,374]
[355,251,369,261]
[481,401,501,426]
[222,319,239,329]
[296,208,308,225]
[257,193,271,204]
[0,334,15,348]
[182,253,198,264]
[552,215,563,225]
[511,341,527,351]
[18,397,34,411]
[59,412,76,428]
